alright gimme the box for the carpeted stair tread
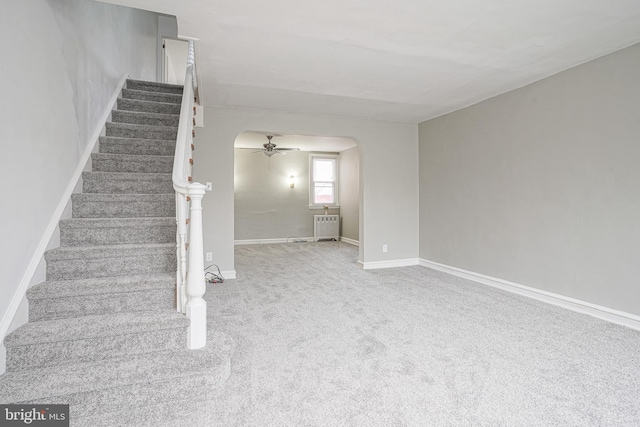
[91,153,174,173]
[105,122,177,140]
[111,109,180,127]
[27,274,175,300]
[45,243,175,260]
[82,171,173,194]
[59,217,176,246]
[121,88,182,104]
[116,98,181,115]
[71,193,175,218]
[4,311,190,371]
[0,330,234,411]
[126,79,184,94]
[60,217,175,229]
[99,136,176,156]
[26,275,175,322]
[45,243,176,280]
[5,310,188,348]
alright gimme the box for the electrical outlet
[206,252,213,261]
[382,244,388,253]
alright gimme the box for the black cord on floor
[205,264,224,283]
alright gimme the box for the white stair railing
[173,40,207,349]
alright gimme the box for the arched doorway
[232,131,361,253]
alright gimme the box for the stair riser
[75,399,209,427]
[92,156,173,173]
[122,89,182,104]
[117,98,181,115]
[99,138,176,156]
[72,197,175,218]
[60,225,176,246]
[28,290,175,322]
[6,328,187,372]
[20,375,220,421]
[82,174,173,194]
[111,110,180,127]
[126,80,184,95]
[105,123,177,140]
[46,252,176,280]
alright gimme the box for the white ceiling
[104,0,640,123]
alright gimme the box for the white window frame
[309,154,340,208]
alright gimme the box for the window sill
[309,205,340,210]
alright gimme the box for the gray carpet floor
[206,242,640,426]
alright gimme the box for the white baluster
[176,227,182,312]
[178,233,188,313]
[175,193,188,313]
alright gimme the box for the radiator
[314,215,339,241]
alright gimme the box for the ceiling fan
[254,135,300,157]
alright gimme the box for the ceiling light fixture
[258,135,300,157]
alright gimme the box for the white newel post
[185,183,207,349]
[173,39,207,349]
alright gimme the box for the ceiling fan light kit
[251,135,301,157]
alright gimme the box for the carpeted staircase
[0,80,233,426]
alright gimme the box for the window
[310,154,339,207]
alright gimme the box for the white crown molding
[419,258,640,331]
[360,258,419,270]
[0,74,128,341]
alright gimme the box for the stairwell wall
[0,0,160,372]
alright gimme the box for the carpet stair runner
[0,80,233,426]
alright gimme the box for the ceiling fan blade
[274,148,300,151]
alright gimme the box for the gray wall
[339,146,360,242]
[157,15,179,81]
[234,148,339,241]
[419,42,640,316]
[0,0,158,371]
[193,106,419,274]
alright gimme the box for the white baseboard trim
[235,237,314,245]
[419,258,640,331]
[339,237,359,247]
[221,270,236,280]
[361,258,419,270]
[0,75,127,341]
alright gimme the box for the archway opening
[233,131,361,258]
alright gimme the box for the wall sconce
[289,175,295,189]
